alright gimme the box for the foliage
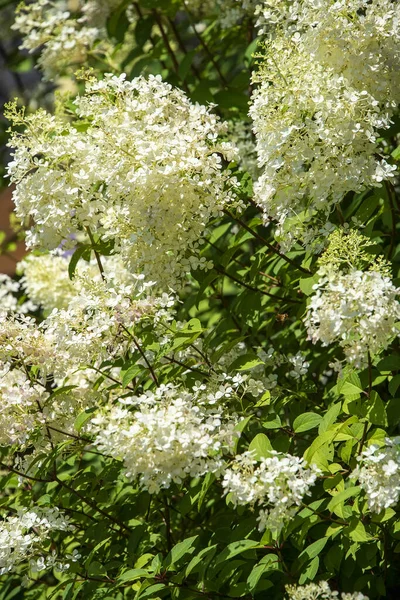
[0,1,400,599]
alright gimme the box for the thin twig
[223,210,312,275]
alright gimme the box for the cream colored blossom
[7,74,239,288]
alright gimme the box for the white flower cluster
[351,439,400,513]
[18,252,148,311]
[0,507,72,575]
[92,383,240,493]
[0,360,101,449]
[12,0,120,79]
[304,269,400,367]
[251,0,399,249]
[7,73,239,288]
[222,451,319,533]
[286,581,369,600]
[0,365,44,447]
[0,274,36,314]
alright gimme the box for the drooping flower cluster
[251,0,400,248]
[0,365,44,447]
[91,383,240,493]
[12,0,120,79]
[222,450,319,532]
[0,507,72,575]
[351,439,400,513]
[18,252,150,312]
[0,274,36,314]
[7,73,239,288]
[304,269,400,368]
[286,581,369,600]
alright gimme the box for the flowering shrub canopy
[0,1,400,599]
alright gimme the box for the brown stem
[153,11,190,93]
[167,17,202,80]
[86,227,105,282]
[214,265,300,303]
[223,210,312,275]
[182,0,228,87]
[121,325,159,385]
[55,476,132,534]
[0,463,51,484]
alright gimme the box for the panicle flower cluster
[0,507,72,575]
[286,581,369,600]
[304,268,400,368]
[0,365,45,446]
[42,272,174,376]
[0,312,55,372]
[7,73,239,288]
[251,0,400,248]
[0,274,36,314]
[222,450,319,533]
[1,250,175,380]
[0,361,100,449]
[12,0,120,79]
[18,252,146,312]
[351,438,400,513]
[91,383,240,493]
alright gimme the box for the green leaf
[366,391,387,426]
[299,538,328,562]
[319,403,341,434]
[248,433,272,460]
[137,584,166,600]
[389,374,400,396]
[122,364,142,387]
[327,486,361,517]
[246,563,273,591]
[344,518,374,542]
[377,355,400,372]
[68,245,91,280]
[299,276,319,296]
[87,561,106,577]
[228,353,264,372]
[185,545,218,577]
[164,536,198,570]
[299,556,319,584]
[337,372,363,397]
[293,412,322,433]
[74,407,96,433]
[118,568,152,582]
[214,540,260,566]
